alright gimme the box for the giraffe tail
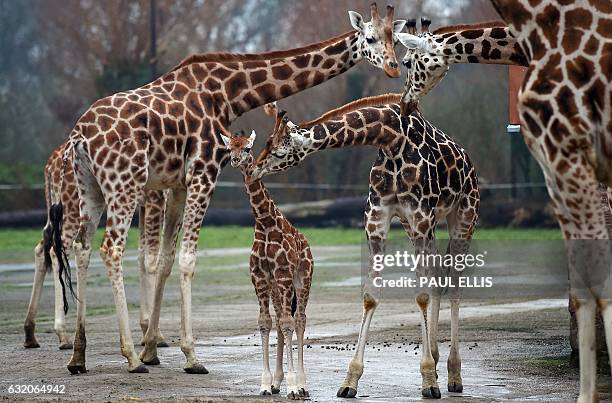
[42,166,54,273]
[291,288,297,317]
[49,140,77,314]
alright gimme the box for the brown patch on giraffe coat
[272,65,293,80]
[536,5,560,47]
[255,84,276,105]
[460,29,486,40]
[566,56,595,88]
[292,54,311,68]
[247,70,266,87]
[592,0,612,13]
[294,71,311,91]
[322,59,335,69]
[225,72,247,100]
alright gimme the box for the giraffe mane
[169,30,356,73]
[432,20,506,35]
[299,93,402,128]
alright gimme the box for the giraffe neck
[171,31,362,121]
[299,104,403,156]
[240,163,277,219]
[441,27,527,66]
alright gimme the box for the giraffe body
[399,6,612,401]
[50,3,405,374]
[23,142,168,355]
[253,95,480,398]
[222,130,313,399]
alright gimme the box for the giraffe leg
[141,188,185,364]
[100,193,148,373]
[175,177,217,374]
[411,218,441,399]
[337,200,391,398]
[576,298,597,403]
[52,253,73,350]
[271,288,284,394]
[138,195,168,348]
[252,259,273,395]
[601,300,612,376]
[446,188,478,394]
[275,272,298,400]
[24,241,47,348]
[295,255,313,398]
[67,166,105,374]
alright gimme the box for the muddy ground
[0,245,611,401]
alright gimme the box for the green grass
[0,226,561,255]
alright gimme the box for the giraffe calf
[221,129,313,399]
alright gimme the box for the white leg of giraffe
[141,188,185,365]
[100,191,148,373]
[576,298,597,403]
[137,205,150,343]
[337,200,392,398]
[295,266,312,398]
[174,176,217,373]
[601,301,612,376]
[23,241,47,348]
[271,287,285,394]
[446,189,478,394]
[67,159,105,374]
[253,262,273,395]
[52,253,72,349]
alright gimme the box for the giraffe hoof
[421,386,441,399]
[184,363,209,374]
[299,388,310,397]
[67,364,88,375]
[260,390,272,396]
[287,391,300,400]
[337,386,357,398]
[24,339,40,349]
[156,340,170,348]
[142,356,160,365]
[271,385,280,394]
[129,364,149,373]
[59,342,73,350]
[448,382,463,393]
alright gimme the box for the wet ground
[0,245,610,401]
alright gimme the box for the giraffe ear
[219,132,231,147]
[396,33,431,52]
[348,11,365,32]
[247,130,256,149]
[393,20,407,34]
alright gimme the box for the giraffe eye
[366,36,376,44]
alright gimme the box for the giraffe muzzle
[384,61,401,78]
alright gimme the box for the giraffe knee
[259,314,272,331]
[178,252,196,277]
[278,316,295,334]
[144,253,158,274]
[100,245,123,268]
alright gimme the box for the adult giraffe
[23,142,168,351]
[398,3,612,401]
[51,3,407,374]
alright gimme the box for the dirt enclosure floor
[1,245,611,401]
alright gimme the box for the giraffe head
[220,129,257,170]
[396,18,449,111]
[252,110,313,179]
[349,3,406,78]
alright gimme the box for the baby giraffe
[220,128,314,399]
